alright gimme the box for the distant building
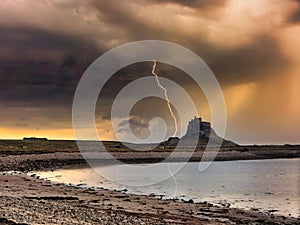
[183,116,211,139]
[160,116,237,147]
[160,116,212,147]
[23,137,48,141]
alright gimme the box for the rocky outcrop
[161,117,237,148]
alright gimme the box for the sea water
[32,158,300,217]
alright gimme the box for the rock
[186,199,194,203]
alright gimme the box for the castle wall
[183,117,211,138]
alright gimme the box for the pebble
[0,196,169,225]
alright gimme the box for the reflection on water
[32,158,300,217]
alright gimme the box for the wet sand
[0,172,298,225]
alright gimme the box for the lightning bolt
[152,60,178,198]
[152,60,178,137]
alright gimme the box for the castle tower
[183,116,211,139]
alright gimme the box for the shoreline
[0,143,299,224]
[0,172,298,225]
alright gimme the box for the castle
[161,116,236,147]
[160,116,213,147]
[183,116,211,139]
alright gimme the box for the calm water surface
[32,158,300,217]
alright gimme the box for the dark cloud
[0,25,101,62]
[117,116,150,138]
[119,116,149,129]
[0,0,290,88]
[90,0,289,87]
[289,0,300,22]
[0,59,91,118]
[95,62,186,120]
[97,35,288,91]
[15,121,29,128]
[291,13,300,22]
[148,0,227,8]
[203,36,289,85]
[0,103,73,130]
[0,0,297,143]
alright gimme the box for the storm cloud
[0,0,299,144]
[289,0,300,22]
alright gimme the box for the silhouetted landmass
[23,137,48,141]
[161,117,237,148]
